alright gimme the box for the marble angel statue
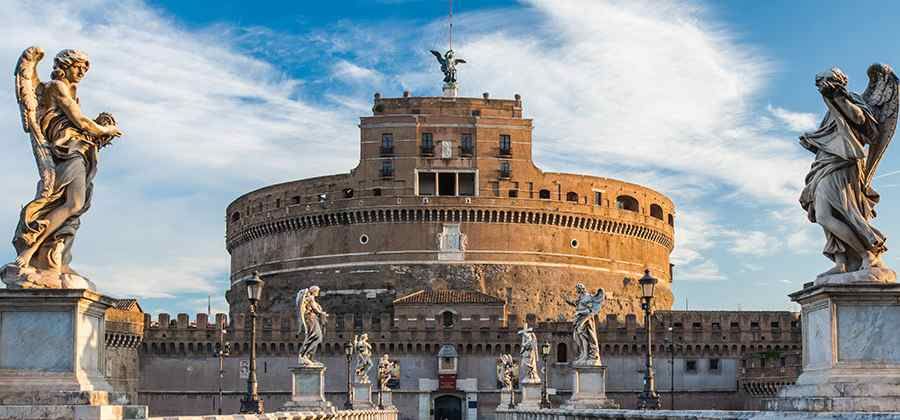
[518,323,540,383]
[565,283,604,366]
[353,333,373,383]
[377,354,395,391]
[429,49,466,86]
[2,47,123,289]
[496,353,518,392]
[296,286,327,366]
[800,64,899,284]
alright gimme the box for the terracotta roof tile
[112,298,142,312]
[393,290,505,305]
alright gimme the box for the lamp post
[668,325,675,410]
[637,269,661,410]
[344,341,354,410]
[215,326,230,415]
[540,341,552,409]
[239,272,265,414]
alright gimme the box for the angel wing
[15,46,55,198]
[430,50,445,65]
[862,63,900,188]
[454,59,467,65]
[588,288,605,316]
[295,288,310,339]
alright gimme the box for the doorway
[433,394,463,420]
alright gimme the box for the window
[650,204,664,220]
[709,358,720,371]
[275,198,281,208]
[750,322,760,330]
[290,196,301,205]
[692,322,702,330]
[711,322,721,330]
[499,134,512,156]
[730,322,740,330]
[381,133,394,155]
[381,160,394,178]
[594,191,602,206]
[771,321,781,329]
[508,189,518,198]
[499,161,511,178]
[616,195,639,212]
[418,172,436,196]
[461,134,474,156]
[442,311,454,328]
[668,214,675,226]
[557,343,568,363]
[230,212,241,222]
[566,192,579,202]
[421,133,434,155]
[373,188,382,196]
[539,189,551,200]
[343,188,354,198]
[459,173,476,196]
[685,360,698,373]
[438,173,456,196]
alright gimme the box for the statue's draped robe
[572,293,600,364]
[13,88,99,270]
[299,297,324,361]
[800,92,886,260]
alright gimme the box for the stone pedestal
[282,365,334,412]
[377,388,394,409]
[562,365,619,409]
[767,283,900,411]
[497,389,515,409]
[442,84,458,97]
[0,289,147,419]
[352,381,374,409]
[517,381,542,409]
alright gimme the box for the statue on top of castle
[496,353,518,393]
[430,49,466,86]
[295,286,327,366]
[2,46,123,290]
[378,354,395,391]
[800,64,899,284]
[518,323,540,383]
[353,333,373,383]
[565,283,604,366]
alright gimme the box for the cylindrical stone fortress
[225,94,675,320]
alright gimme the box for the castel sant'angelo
[224,89,676,321]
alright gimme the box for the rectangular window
[709,358,720,371]
[771,321,780,329]
[685,360,698,373]
[528,182,534,198]
[418,172,436,196]
[499,161,511,178]
[750,322,760,330]
[711,322,721,330]
[421,133,434,155]
[461,134,474,155]
[381,160,394,178]
[438,172,456,196]
[499,134,511,155]
[381,133,394,155]
[508,189,518,198]
[594,191,602,206]
[459,173,476,196]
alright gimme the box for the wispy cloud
[766,104,818,132]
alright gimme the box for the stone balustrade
[495,408,900,420]
[151,408,398,420]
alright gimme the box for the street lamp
[540,341,552,409]
[637,269,661,410]
[215,327,231,415]
[239,272,265,414]
[667,326,675,410]
[344,341,354,410]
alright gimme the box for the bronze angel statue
[800,64,899,284]
[565,283,605,366]
[296,286,327,366]
[1,47,123,290]
[429,49,466,86]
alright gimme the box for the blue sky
[2,0,900,316]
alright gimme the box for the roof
[393,290,505,305]
[112,298,143,313]
[438,344,459,358]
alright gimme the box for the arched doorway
[434,394,463,420]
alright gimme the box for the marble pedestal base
[0,289,147,419]
[376,389,394,409]
[517,381,542,409]
[497,390,515,410]
[352,382,374,409]
[282,365,334,412]
[562,365,619,409]
[442,84,458,97]
[767,283,900,412]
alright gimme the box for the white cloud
[766,104,818,132]
[332,60,383,84]
[721,230,780,257]
[677,259,725,281]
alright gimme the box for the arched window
[668,214,674,226]
[566,192,578,202]
[539,189,551,200]
[557,342,568,363]
[442,311,454,328]
[616,195,639,212]
[650,204,664,220]
[230,212,241,222]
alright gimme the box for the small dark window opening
[686,360,698,373]
[290,196,301,205]
[616,195,639,212]
[442,311,454,328]
[508,189,518,198]
[230,212,241,222]
[421,133,434,155]
[499,134,512,156]
[668,214,675,226]
[461,134,474,156]
[709,358,720,371]
[499,161,511,178]
[750,322,760,330]
[343,188,354,198]
[650,204,664,220]
[381,160,394,178]
[373,188,382,196]
[539,189,551,200]
[594,191,602,206]
[275,198,281,208]
[771,322,780,329]
[381,133,394,155]
[566,192,578,202]
[730,322,740,330]
[557,343,568,363]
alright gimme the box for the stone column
[768,283,900,411]
[282,365,334,412]
[0,289,147,420]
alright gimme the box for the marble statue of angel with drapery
[565,283,604,366]
[2,47,123,290]
[799,64,899,284]
[353,333,373,383]
[377,354,395,391]
[296,286,327,366]
[518,323,540,383]
[496,354,518,392]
